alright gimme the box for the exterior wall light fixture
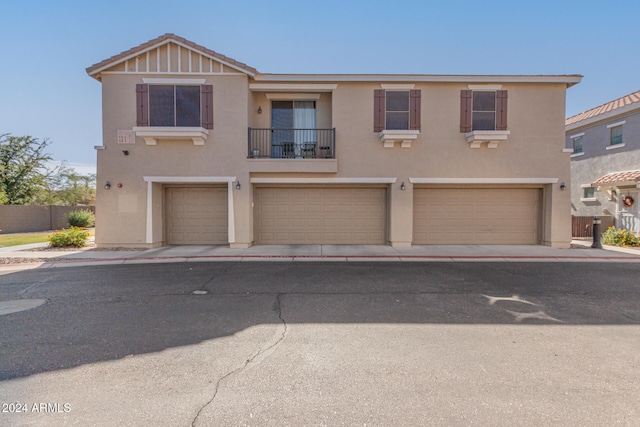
[560,183,566,191]
[104,182,111,190]
[400,182,406,191]
[235,181,241,190]
[257,106,262,114]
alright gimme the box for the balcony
[248,128,335,159]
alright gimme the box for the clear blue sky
[1,0,639,172]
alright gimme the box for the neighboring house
[566,90,640,234]
[86,34,580,249]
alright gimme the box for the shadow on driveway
[1,261,639,380]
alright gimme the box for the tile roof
[566,90,640,126]
[86,33,258,77]
[592,170,640,186]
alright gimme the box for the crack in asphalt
[191,293,288,427]
[17,275,55,297]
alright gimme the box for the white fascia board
[409,178,559,184]
[143,176,237,183]
[566,103,640,131]
[250,177,397,184]
[254,74,582,86]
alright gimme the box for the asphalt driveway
[1,261,639,426]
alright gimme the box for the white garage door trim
[143,176,236,244]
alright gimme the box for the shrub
[66,209,95,228]
[601,226,640,247]
[48,227,90,248]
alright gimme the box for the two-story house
[566,90,640,235]
[86,34,580,248]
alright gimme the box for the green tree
[37,163,96,206]
[0,134,52,205]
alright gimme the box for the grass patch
[0,229,95,247]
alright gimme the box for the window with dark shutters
[496,90,508,130]
[410,90,421,130]
[374,89,385,132]
[460,90,472,133]
[136,84,212,128]
[201,85,213,130]
[374,89,421,131]
[461,89,508,132]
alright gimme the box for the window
[460,90,508,133]
[386,91,410,130]
[610,125,623,146]
[149,85,200,127]
[271,101,316,158]
[472,91,496,130]
[136,84,213,129]
[583,187,595,199]
[572,135,583,153]
[373,89,421,132]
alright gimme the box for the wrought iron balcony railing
[248,128,335,159]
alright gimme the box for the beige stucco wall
[95,71,571,248]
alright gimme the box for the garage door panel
[256,187,387,244]
[414,188,541,245]
[166,187,228,245]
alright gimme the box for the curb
[2,253,640,271]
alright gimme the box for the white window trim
[570,151,585,157]
[606,120,626,128]
[380,84,415,89]
[265,93,321,100]
[465,130,510,149]
[142,78,206,84]
[580,184,596,202]
[569,132,585,139]
[379,129,420,148]
[468,84,502,90]
[606,143,626,150]
[133,127,209,145]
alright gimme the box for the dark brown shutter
[496,90,508,130]
[201,85,213,129]
[460,90,472,133]
[136,84,148,126]
[374,89,385,132]
[410,90,421,130]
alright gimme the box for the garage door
[413,188,541,244]
[165,187,228,245]
[255,187,387,244]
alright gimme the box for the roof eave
[86,34,257,81]
[566,102,640,131]
[253,73,583,85]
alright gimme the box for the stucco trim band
[409,178,559,184]
[250,177,397,184]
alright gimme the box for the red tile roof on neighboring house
[86,33,258,77]
[592,170,640,186]
[566,90,640,126]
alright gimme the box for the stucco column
[230,173,252,248]
[388,181,413,247]
[544,183,572,248]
